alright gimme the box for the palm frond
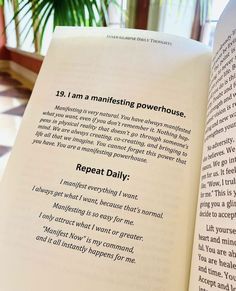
[4,0,116,50]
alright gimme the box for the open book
[0,1,235,290]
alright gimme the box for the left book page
[0,28,210,291]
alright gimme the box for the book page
[0,28,210,291]
[189,1,236,290]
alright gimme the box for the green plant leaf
[4,0,116,52]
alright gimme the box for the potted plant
[1,0,116,51]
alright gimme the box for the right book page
[189,1,236,290]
